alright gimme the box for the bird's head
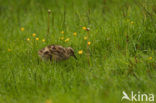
[66,47,77,59]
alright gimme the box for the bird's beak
[73,54,77,60]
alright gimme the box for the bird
[38,44,77,61]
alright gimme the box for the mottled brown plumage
[38,45,77,61]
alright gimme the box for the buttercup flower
[148,57,152,60]
[84,36,88,40]
[61,31,64,34]
[36,37,39,41]
[21,27,24,31]
[82,26,87,30]
[78,50,83,54]
[32,33,36,37]
[65,38,70,42]
[73,32,77,36]
[42,39,45,42]
[8,49,11,52]
[46,99,52,103]
[130,21,134,24]
[60,36,64,40]
[88,41,91,45]
[27,38,30,41]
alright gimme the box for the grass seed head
[48,9,51,13]
[86,28,90,31]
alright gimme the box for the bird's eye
[71,50,74,54]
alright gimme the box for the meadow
[0,0,156,103]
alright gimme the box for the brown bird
[38,44,77,61]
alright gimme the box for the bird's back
[38,45,68,61]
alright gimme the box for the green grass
[0,0,156,103]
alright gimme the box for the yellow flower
[8,49,11,52]
[21,27,24,31]
[73,32,77,36]
[82,26,87,30]
[27,38,30,41]
[88,41,91,45]
[148,57,152,60]
[32,33,36,37]
[61,31,64,34]
[78,50,83,55]
[36,37,39,41]
[130,21,134,24]
[60,36,64,40]
[84,36,88,40]
[45,99,52,103]
[65,38,70,42]
[42,39,45,42]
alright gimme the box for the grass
[0,0,156,103]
